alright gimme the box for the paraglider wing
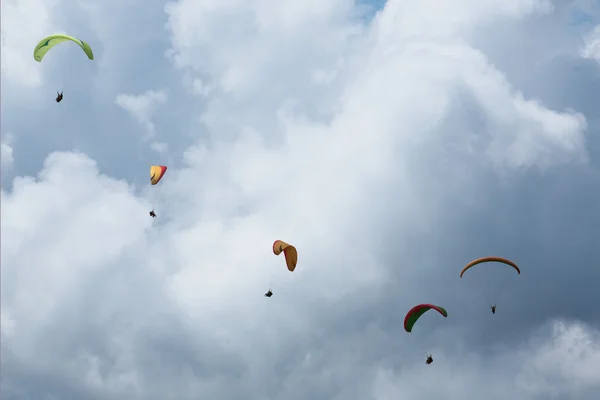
[404,304,448,333]
[34,34,94,62]
[459,257,520,278]
[273,240,298,272]
[150,165,167,185]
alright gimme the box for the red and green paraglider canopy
[404,304,448,333]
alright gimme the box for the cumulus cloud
[521,322,600,396]
[581,24,600,63]
[1,133,16,186]
[372,321,600,400]
[1,0,62,88]
[1,0,599,399]
[190,78,215,97]
[1,141,15,172]
[115,89,168,151]
[1,152,153,398]
[166,0,587,169]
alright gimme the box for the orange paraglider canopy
[273,240,298,272]
[460,256,520,278]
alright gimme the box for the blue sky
[2,0,600,399]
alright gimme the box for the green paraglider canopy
[34,34,94,62]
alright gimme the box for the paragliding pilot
[149,210,156,218]
[264,289,273,297]
[425,354,433,365]
[56,91,63,103]
[491,304,496,314]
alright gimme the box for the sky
[1,0,600,399]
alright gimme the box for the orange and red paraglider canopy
[459,256,520,278]
[273,240,298,272]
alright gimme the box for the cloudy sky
[2,0,600,399]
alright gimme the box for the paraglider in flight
[149,165,167,217]
[459,257,520,278]
[404,304,448,333]
[272,240,298,272]
[34,35,93,104]
[33,34,94,62]
[460,257,519,313]
[404,304,447,365]
[264,290,273,298]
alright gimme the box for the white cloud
[1,0,62,88]
[165,0,362,106]
[581,25,600,63]
[373,0,553,46]
[191,78,215,97]
[1,152,151,357]
[115,89,167,143]
[520,322,600,395]
[1,133,15,182]
[1,0,598,399]
[150,141,169,154]
[372,321,600,400]
[166,0,586,170]
[1,142,14,172]
[1,310,16,338]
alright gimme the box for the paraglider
[404,304,447,365]
[272,240,298,271]
[266,240,297,296]
[149,165,167,217]
[404,304,448,333]
[460,257,519,313]
[459,257,520,278]
[34,34,94,62]
[34,34,93,103]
